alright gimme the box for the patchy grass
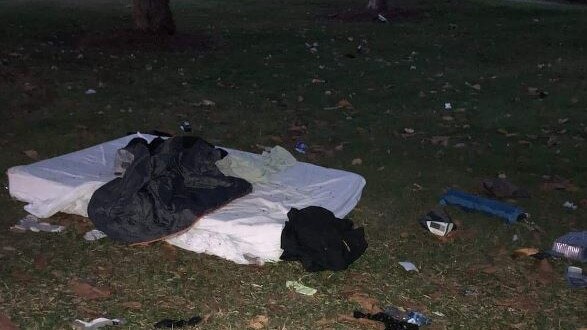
[1,0,587,328]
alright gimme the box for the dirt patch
[318,7,422,23]
[76,29,220,52]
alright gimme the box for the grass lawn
[1,0,586,328]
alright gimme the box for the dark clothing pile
[280,206,367,272]
[87,136,252,244]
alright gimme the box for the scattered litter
[404,128,415,134]
[444,102,452,111]
[357,40,369,54]
[406,311,431,326]
[84,229,107,241]
[440,188,528,224]
[432,311,445,317]
[305,42,319,53]
[377,14,389,23]
[527,87,548,98]
[469,83,481,91]
[353,310,419,330]
[419,207,454,236]
[351,158,363,166]
[85,89,97,95]
[294,141,308,154]
[201,99,216,106]
[513,234,519,242]
[179,120,192,133]
[398,261,419,272]
[481,178,530,199]
[462,287,479,296]
[10,214,65,233]
[154,316,202,329]
[72,318,125,330]
[551,231,586,262]
[565,266,587,288]
[286,280,317,296]
[563,201,578,210]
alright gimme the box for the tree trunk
[366,0,387,12]
[132,0,176,35]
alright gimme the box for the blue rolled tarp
[439,188,528,224]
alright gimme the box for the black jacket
[88,136,252,244]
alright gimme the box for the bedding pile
[7,133,367,265]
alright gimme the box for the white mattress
[7,134,366,264]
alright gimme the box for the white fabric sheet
[7,134,366,264]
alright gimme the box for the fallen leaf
[481,264,498,274]
[121,301,142,310]
[69,280,112,300]
[351,158,362,165]
[95,264,113,277]
[0,313,18,330]
[200,313,213,324]
[337,99,353,109]
[470,83,481,91]
[247,315,269,329]
[512,247,540,258]
[23,149,38,160]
